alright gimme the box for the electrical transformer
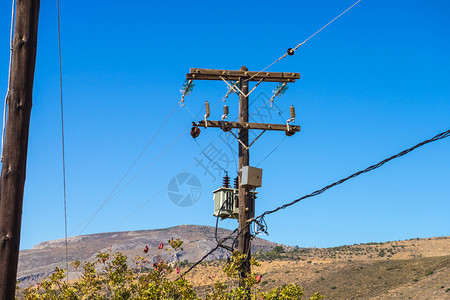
[212,188,257,220]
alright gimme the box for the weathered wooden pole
[0,0,40,298]
[238,66,251,281]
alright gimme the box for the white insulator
[290,105,295,119]
[205,101,210,118]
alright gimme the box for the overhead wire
[249,94,285,124]
[246,0,363,83]
[214,198,234,252]
[72,102,180,234]
[255,128,450,221]
[76,86,229,234]
[111,132,231,229]
[224,131,238,173]
[78,125,189,235]
[112,183,168,230]
[255,136,287,167]
[179,228,238,278]
[110,94,232,230]
[180,128,450,277]
[175,0,450,278]
[193,138,228,175]
[165,1,366,276]
[56,0,69,281]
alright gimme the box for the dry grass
[183,236,450,299]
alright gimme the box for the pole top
[240,66,248,71]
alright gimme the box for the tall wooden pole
[186,66,300,288]
[238,66,251,280]
[0,0,40,298]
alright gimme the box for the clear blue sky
[1,0,449,250]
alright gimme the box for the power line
[111,127,231,229]
[177,1,365,276]
[71,103,179,234]
[180,228,238,278]
[255,128,450,221]
[56,0,69,281]
[256,136,287,167]
[246,0,363,82]
[291,0,363,52]
[78,125,188,235]
[193,138,228,175]
[75,92,227,234]
[224,131,238,173]
[180,128,450,277]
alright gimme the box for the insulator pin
[223,105,229,116]
[205,101,210,118]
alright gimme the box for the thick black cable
[256,128,450,220]
[180,210,256,277]
[179,228,238,278]
[215,197,234,252]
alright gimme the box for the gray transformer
[212,187,257,219]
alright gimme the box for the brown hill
[18,228,450,299]
[17,224,281,287]
[188,236,450,299]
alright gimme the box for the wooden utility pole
[0,0,40,298]
[237,66,251,277]
[187,66,300,281]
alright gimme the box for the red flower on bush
[144,245,148,253]
[158,242,164,249]
[176,267,180,274]
[256,275,262,283]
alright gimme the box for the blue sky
[1,0,449,250]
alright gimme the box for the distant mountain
[17,224,283,287]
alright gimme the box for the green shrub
[20,240,320,300]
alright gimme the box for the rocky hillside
[17,227,450,299]
[17,224,281,287]
[189,236,450,300]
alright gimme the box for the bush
[20,240,322,300]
